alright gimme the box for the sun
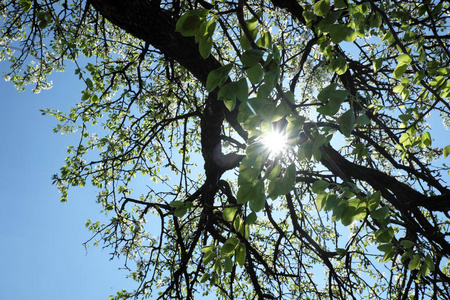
[262,131,287,156]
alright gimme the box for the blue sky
[0,66,136,299]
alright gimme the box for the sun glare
[262,131,287,156]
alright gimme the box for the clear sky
[0,64,136,299]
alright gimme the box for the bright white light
[262,131,287,155]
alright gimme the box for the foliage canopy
[2,0,450,299]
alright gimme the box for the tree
[2,0,450,298]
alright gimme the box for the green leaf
[218,82,237,111]
[236,78,248,101]
[224,257,233,273]
[444,145,450,158]
[318,83,339,102]
[393,84,404,94]
[241,49,264,68]
[249,180,266,212]
[247,64,264,84]
[202,250,215,264]
[317,89,349,116]
[19,0,32,12]
[201,245,215,253]
[199,35,213,59]
[218,82,236,101]
[256,31,272,49]
[401,250,413,263]
[373,58,383,72]
[223,207,238,222]
[371,206,389,220]
[174,207,188,217]
[377,242,394,253]
[312,180,329,193]
[200,272,210,283]
[206,64,233,92]
[224,99,236,111]
[336,248,347,255]
[245,212,257,224]
[314,0,330,16]
[324,195,339,211]
[393,63,408,79]
[337,109,355,137]
[375,227,395,243]
[425,254,435,271]
[400,240,415,249]
[317,97,342,116]
[237,182,253,204]
[235,244,246,267]
[421,131,431,147]
[332,201,347,221]
[221,237,239,257]
[340,205,356,226]
[368,192,381,210]
[397,53,412,64]
[355,114,370,125]
[267,163,281,180]
[315,193,327,211]
[421,262,431,277]
[408,254,421,270]
[176,14,202,37]
[329,24,357,43]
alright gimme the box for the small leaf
[314,0,330,16]
[393,63,408,79]
[340,205,356,225]
[397,53,412,64]
[336,248,347,255]
[249,180,266,212]
[174,207,188,217]
[247,64,264,84]
[408,254,421,270]
[237,182,253,204]
[315,193,327,211]
[444,145,450,158]
[377,242,394,253]
[224,257,233,273]
[202,250,215,264]
[221,237,239,257]
[355,114,370,125]
[337,109,355,137]
[199,35,213,59]
[329,24,357,44]
[375,227,395,243]
[223,207,238,221]
[224,99,236,111]
[245,212,257,224]
[312,180,329,193]
[400,240,415,249]
[324,194,339,211]
[267,164,281,180]
[200,273,210,283]
[240,49,264,68]
[235,244,246,267]
[235,78,248,101]
[317,83,339,102]
[401,250,413,263]
[425,254,435,271]
[371,206,389,220]
[206,64,233,92]
[176,14,202,37]
[373,58,383,72]
[421,131,431,147]
[201,245,215,253]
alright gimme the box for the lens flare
[262,131,287,156]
